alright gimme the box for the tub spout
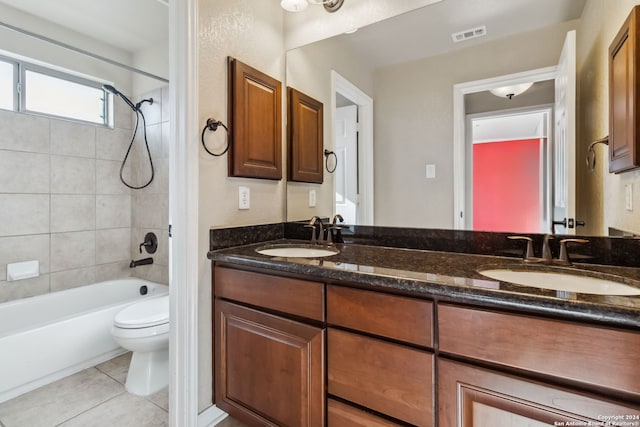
[130,257,153,268]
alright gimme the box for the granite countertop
[208,239,640,329]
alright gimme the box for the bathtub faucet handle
[139,232,158,254]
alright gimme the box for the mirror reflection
[284,0,627,236]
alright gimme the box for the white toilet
[111,294,170,396]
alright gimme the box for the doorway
[468,108,552,233]
[331,71,374,225]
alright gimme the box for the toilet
[111,294,170,396]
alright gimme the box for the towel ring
[324,149,337,173]
[201,118,230,157]
[586,136,609,172]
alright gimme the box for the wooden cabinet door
[328,328,433,426]
[439,359,640,427]
[609,6,640,173]
[288,87,324,183]
[215,300,325,427]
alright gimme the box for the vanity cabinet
[438,304,640,426]
[326,285,434,426]
[213,266,325,427]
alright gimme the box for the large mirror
[285,0,623,237]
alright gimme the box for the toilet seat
[114,295,169,329]
[111,322,169,339]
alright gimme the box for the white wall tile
[161,121,170,159]
[51,195,96,232]
[96,195,131,229]
[50,266,96,292]
[96,127,133,161]
[113,99,134,130]
[0,110,50,154]
[161,86,169,123]
[50,120,96,158]
[50,231,95,272]
[51,155,96,194]
[96,160,130,195]
[0,274,50,303]
[0,150,49,193]
[0,194,49,237]
[0,234,50,281]
[96,228,131,264]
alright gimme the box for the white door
[335,105,358,224]
[553,30,577,234]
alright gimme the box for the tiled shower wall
[0,85,169,303]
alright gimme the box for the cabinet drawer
[328,399,402,427]
[327,285,433,347]
[328,328,433,426]
[214,266,324,321]
[438,304,640,398]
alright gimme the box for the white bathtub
[0,278,169,403]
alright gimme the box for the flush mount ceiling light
[490,82,534,100]
[281,0,344,13]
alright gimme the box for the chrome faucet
[509,234,588,266]
[329,214,345,243]
[305,216,324,243]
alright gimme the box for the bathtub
[0,278,168,403]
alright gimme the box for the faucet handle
[508,236,535,260]
[304,224,318,242]
[557,238,589,265]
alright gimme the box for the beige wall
[197,0,285,411]
[286,35,374,221]
[373,20,578,228]
[577,0,640,236]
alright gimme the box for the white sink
[478,269,640,296]
[256,244,339,258]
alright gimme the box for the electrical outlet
[309,189,316,207]
[625,184,633,211]
[238,186,250,210]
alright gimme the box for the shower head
[103,84,137,112]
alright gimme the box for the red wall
[473,139,542,233]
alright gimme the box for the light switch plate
[426,164,436,179]
[625,184,633,211]
[309,189,316,207]
[239,186,250,210]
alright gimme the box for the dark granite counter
[208,238,640,329]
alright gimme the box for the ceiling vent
[451,26,487,43]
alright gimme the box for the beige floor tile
[148,386,169,411]
[58,393,167,427]
[95,352,131,384]
[0,368,123,427]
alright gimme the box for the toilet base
[125,349,168,396]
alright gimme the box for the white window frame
[0,54,110,126]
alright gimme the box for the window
[0,59,16,111]
[0,55,108,125]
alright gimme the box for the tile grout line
[52,391,128,427]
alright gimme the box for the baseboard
[198,405,228,427]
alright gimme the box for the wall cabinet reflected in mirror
[287,87,324,184]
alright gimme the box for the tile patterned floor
[0,353,169,427]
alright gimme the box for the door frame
[331,70,374,225]
[452,66,557,229]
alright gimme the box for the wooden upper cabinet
[227,57,282,179]
[609,6,640,173]
[287,87,324,183]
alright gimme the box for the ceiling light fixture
[489,82,534,100]
[281,0,344,13]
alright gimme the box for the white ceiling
[339,0,586,69]
[0,0,168,53]
[472,112,547,144]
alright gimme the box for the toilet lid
[114,295,169,328]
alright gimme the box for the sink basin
[256,244,339,258]
[478,269,640,296]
